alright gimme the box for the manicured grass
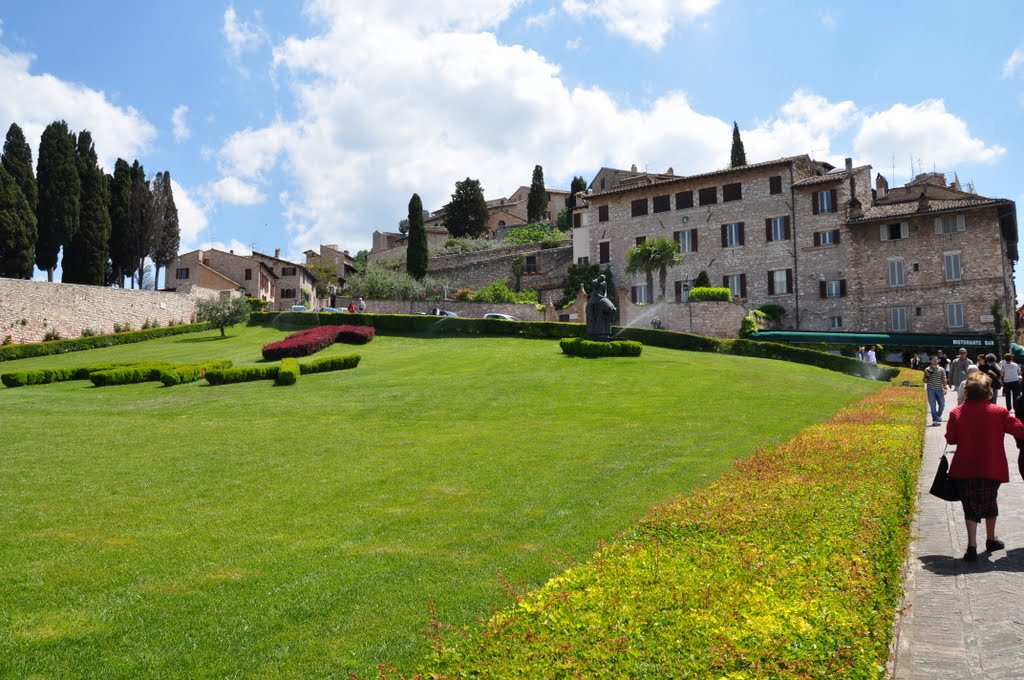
[0,325,880,678]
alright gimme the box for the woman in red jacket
[945,371,1024,561]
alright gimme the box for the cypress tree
[63,130,111,285]
[150,171,180,290]
[444,178,489,238]
[2,123,38,214]
[35,120,80,281]
[406,193,427,280]
[128,160,154,288]
[107,158,134,286]
[0,164,37,278]
[730,121,747,168]
[526,164,546,224]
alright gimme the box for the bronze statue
[586,274,616,341]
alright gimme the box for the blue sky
[1,1,1022,295]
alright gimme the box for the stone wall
[334,298,548,321]
[0,279,199,344]
[563,287,748,339]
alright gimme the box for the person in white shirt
[1000,352,1021,412]
[866,346,877,364]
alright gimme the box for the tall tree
[62,130,111,285]
[444,177,489,238]
[128,160,154,288]
[2,123,38,214]
[730,121,747,168]
[107,158,134,285]
[406,192,428,279]
[0,164,37,278]
[526,164,546,224]
[149,171,180,290]
[626,237,682,302]
[35,120,80,281]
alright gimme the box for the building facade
[573,154,1017,336]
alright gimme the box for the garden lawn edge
[411,384,923,679]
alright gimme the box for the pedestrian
[1000,353,1021,412]
[937,349,949,370]
[957,365,980,405]
[909,354,921,370]
[945,371,1024,561]
[948,348,973,393]
[357,296,366,312]
[348,302,357,313]
[866,346,877,364]
[978,353,1002,404]
[924,354,948,426]
[856,346,866,362]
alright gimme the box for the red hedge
[262,325,375,360]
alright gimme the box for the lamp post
[682,279,693,332]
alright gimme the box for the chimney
[666,167,674,176]
[274,248,281,259]
[229,249,234,254]
[846,158,858,212]
[917,191,930,212]
[630,164,638,172]
[845,157,853,173]
[875,173,888,198]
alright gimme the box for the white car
[288,305,308,312]
[483,313,516,321]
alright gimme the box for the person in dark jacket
[977,353,1002,404]
[946,372,1024,561]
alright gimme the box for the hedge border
[559,337,642,358]
[0,323,210,362]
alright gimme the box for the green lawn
[0,325,879,678]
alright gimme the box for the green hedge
[299,354,361,374]
[688,286,731,302]
[159,360,233,386]
[729,339,899,381]
[89,363,176,387]
[559,337,642,358]
[1,362,136,388]
[419,387,921,677]
[276,358,300,386]
[0,323,210,362]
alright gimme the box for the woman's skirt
[955,479,1002,522]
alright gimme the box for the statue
[586,274,617,341]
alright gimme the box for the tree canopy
[107,158,134,285]
[444,177,490,238]
[730,121,747,168]
[150,170,180,290]
[196,296,251,337]
[35,120,80,280]
[406,192,428,279]
[128,160,154,288]
[526,165,546,224]
[626,237,682,302]
[0,164,37,278]
[62,130,111,285]
[2,123,38,214]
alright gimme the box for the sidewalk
[890,391,1024,679]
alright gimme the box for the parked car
[429,308,459,316]
[316,307,341,313]
[483,313,516,321]
[288,305,308,312]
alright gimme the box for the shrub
[692,268,711,288]
[472,281,537,304]
[158,360,233,386]
[560,337,643,358]
[205,365,280,385]
[196,296,251,337]
[299,354,361,374]
[739,314,759,338]
[246,297,269,312]
[343,263,451,301]
[2,362,137,388]
[89,363,176,387]
[112,323,133,333]
[0,323,210,362]
[81,327,98,337]
[2,334,12,345]
[688,286,731,302]
[43,330,62,342]
[433,237,493,256]
[335,325,375,345]
[504,223,566,246]
[454,288,474,301]
[275,358,300,386]
[758,303,786,322]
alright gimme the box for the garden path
[891,392,1024,679]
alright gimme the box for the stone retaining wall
[335,298,548,321]
[0,279,200,344]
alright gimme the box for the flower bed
[414,385,921,679]
[261,324,375,361]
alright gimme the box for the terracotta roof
[847,197,1009,224]
[586,155,818,199]
[791,166,870,188]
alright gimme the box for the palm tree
[626,237,682,303]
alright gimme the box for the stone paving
[890,392,1024,679]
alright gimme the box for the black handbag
[929,452,960,502]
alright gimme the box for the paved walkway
[891,393,1024,679]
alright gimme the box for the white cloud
[223,5,268,74]
[1003,48,1024,78]
[565,36,582,50]
[561,0,719,50]
[744,90,859,165]
[0,45,156,170]
[199,239,252,256]
[171,179,210,249]
[853,99,1006,172]
[171,104,190,142]
[525,8,557,27]
[207,176,266,205]
[819,10,837,30]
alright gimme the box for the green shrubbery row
[417,387,921,678]
[559,337,642,358]
[1,362,136,388]
[158,361,233,386]
[204,354,361,386]
[0,323,210,362]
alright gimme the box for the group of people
[924,347,1024,561]
[856,346,878,364]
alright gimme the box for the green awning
[749,331,998,350]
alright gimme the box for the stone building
[250,250,319,310]
[572,154,1017,336]
[169,249,276,300]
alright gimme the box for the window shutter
[785,268,793,293]
[840,279,847,297]
[631,287,637,304]
[784,215,791,240]
[767,272,775,295]
[738,222,745,245]
[900,222,909,239]
[692,229,698,252]
[813,231,821,246]
[722,275,728,288]
[833,229,841,244]
[812,192,820,215]
[721,224,727,247]
[829,189,837,212]
[673,231,680,243]
[819,281,826,298]
[957,214,966,232]
[740,274,747,298]
[934,217,943,234]
[765,218,773,242]
[880,225,888,241]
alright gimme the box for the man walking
[924,355,948,426]
[948,348,973,393]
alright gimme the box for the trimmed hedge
[261,324,375,361]
[89,363,176,387]
[0,323,210,362]
[1,362,136,388]
[418,386,921,678]
[299,354,361,374]
[205,365,280,385]
[158,360,233,386]
[276,358,300,386]
[560,337,642,358]
[688,286,731,302]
